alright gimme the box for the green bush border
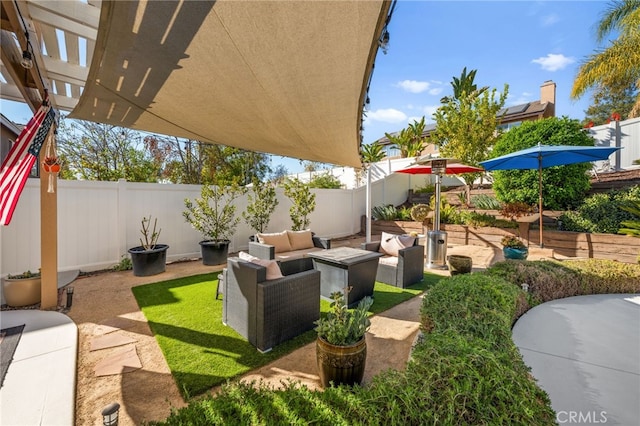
[151,259,639,425]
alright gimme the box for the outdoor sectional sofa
[222,256,321,353]
[248,230,331,274]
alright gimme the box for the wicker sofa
[361,232,424,289]
[222,256,321,352]
[248,230,331,274]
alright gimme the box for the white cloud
[531,53,575,71]
[365,108,408,123]
[507,92,534,105]
[395,80,430,93]
[428,87,443,96]
[541,13,560,26]
[422,105,440,120]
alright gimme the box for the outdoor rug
[0,324,25,388]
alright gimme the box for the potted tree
[315,291,373,387]
[128,216,169,276]
[242,179,279,235]
[2,270,41,307]
[183,183,245,265]
[501,235,529,260]
[283,178,316,230]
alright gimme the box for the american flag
[0,105,56,226]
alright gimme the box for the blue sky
[1,1,611,175]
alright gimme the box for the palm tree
[571,0,640,117]
[440,67,488,104]
[360,142,385,164]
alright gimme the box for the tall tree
[432,69,508,201]
[142,135,270,185]
[582,79,639,126]
[57,118,159,182]
[571,0,640,117]
[440,67,488,104]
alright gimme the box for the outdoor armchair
[361,233,424,288]
[223,257,321,352]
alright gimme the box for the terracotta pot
[2,277,41,307]
[316,336,367,387]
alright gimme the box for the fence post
[117,179,128,260]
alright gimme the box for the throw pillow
[238,251,284,280]
[287,229,314,250]
[256,230,292,253]
[379,231,416,257]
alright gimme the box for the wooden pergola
[1,0,393,308]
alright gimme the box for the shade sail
[69,0,391,168]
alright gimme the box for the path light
[101,402,120,426]
[521,283,529,292]
[66,286,74,308]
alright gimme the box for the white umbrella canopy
[69,0,391,168]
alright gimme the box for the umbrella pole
[538,162,543,248]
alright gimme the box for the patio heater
[425,159,448,269]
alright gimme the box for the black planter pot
[200,240,230,265]
[128,244,169,277]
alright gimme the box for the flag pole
[538,159,543,248]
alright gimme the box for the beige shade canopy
[69,0,390,168]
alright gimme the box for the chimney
[540,81,556,117]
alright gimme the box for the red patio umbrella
[396,163,484,175]
[396,158,483,269]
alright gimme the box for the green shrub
[308,173,343,189]
[491,117,594,210]
[371,205,398,220]
[559,186,640,234]
[461,211,497,227]
[471,193,502,210]
[397,205,413,221]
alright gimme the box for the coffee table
[309,247,383,307]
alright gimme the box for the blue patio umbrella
[480,143,621,247]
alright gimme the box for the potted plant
[242,179,279,235]
[183,183,245,265]
[2,269,41,307]
[283,178,316,230]
[128,216,169,276]
[501,235,529,260]
[315,291,373,387]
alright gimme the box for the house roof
[374,100,553,146]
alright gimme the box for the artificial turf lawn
[132,272,443,398]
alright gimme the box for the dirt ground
[67,260,216,425]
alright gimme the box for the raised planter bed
[364,218,640,264]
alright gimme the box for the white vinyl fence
[587,116,640,170]
[0,176,417,277]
